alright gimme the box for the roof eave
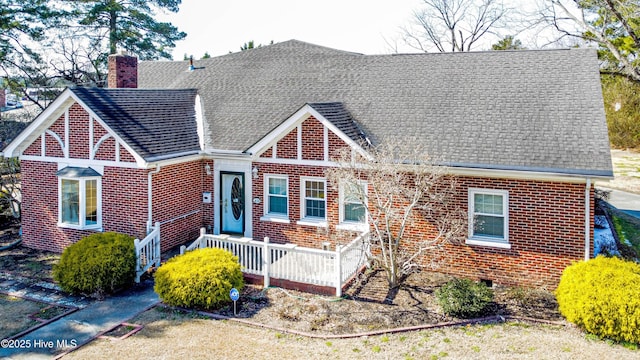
[447,162,614,183]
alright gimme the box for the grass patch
[612,213,640,254]
[0,294,48,339]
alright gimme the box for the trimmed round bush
[436,278,494,318]
[556,256,640,344]
[154,248,244,310]
[53,232,136,297]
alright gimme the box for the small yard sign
[230,288,239,315]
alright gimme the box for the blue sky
[158,0,424,59]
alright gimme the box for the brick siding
[253,165,592,289]
[151,160,208,251]
[18,102,594,289]
[18,100,207,253]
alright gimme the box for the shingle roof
[70,87,200,161]
[307,102,368,145]
[56,166,101,177]
[138,39,612,177]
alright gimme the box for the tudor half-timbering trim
[247,103,371,164]
[3,88,147,168]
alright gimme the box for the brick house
[2,40,612,288]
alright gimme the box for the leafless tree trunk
[403,0,511,52]
[326,140,466,289]
[0,118,28,219]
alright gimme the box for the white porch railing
[181,229,370,296]
[134,221,161,283]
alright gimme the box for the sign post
[230,288,240,316]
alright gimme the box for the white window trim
[261,174,290,223]
[466,188,510,249]
[337,181,368,232]
[57,176,103,230]
[297,176,328,228]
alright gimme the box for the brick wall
[252,162,358,249]
[68,103,90,158]
[20,159,149,252]
[275,129,297,159]
[251,158,592,288]
[18,99,207,253]
[151,160,208,251]
[21,157,212,253]
[202,159,215,231]
[301,118,323,161]
[419,177,593,289]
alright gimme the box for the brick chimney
[107,54,138,88]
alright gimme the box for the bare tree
[326,140,466,288]
[46,29,108,87]
[540,0,640,81]
[0,111,31,220]
[403,0,511,52]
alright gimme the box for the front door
[221,172,244,234]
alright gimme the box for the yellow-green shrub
[556,256,640,344]
[154,248,244,310]
[53,232,136,297]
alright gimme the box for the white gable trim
[3,89,75,158]
[44,130,66,157]
[2,88,148,168]
[246,104,371,161]
[68,91,147,167]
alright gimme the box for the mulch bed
[203,269,562,335]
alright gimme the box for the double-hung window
[338,181,367,231]
[298,177,327,227]
[466,188,509,249]
[57,167,102,230]
[262,175,289,221]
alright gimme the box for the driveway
[599,187,640,219]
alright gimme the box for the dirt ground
[0,245,59,283]
[198,269,562,336]
[64,306,638,360]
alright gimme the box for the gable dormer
[249,102,370,164]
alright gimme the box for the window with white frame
[339,181,367,226]
[265,175,288,217]
[57,167,102,230]
[467,188,509,248]
[301,178,326,220]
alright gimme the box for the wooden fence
[181,230,370,296]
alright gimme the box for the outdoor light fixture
[205,164,212,175]
[252,166,259,179]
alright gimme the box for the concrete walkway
[599,187,640,219]
[1,280,159,359]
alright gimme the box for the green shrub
[435,278,494,318]
[53,232,136,297]
[154,248,244,310]
[556,256,640,344]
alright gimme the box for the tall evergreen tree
[0,0,60,71]
[492,35,525,50]
[545,0,640,81]
[76,0,186,60]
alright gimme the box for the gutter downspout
[148,164,162,233]
[584,178,591,260]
